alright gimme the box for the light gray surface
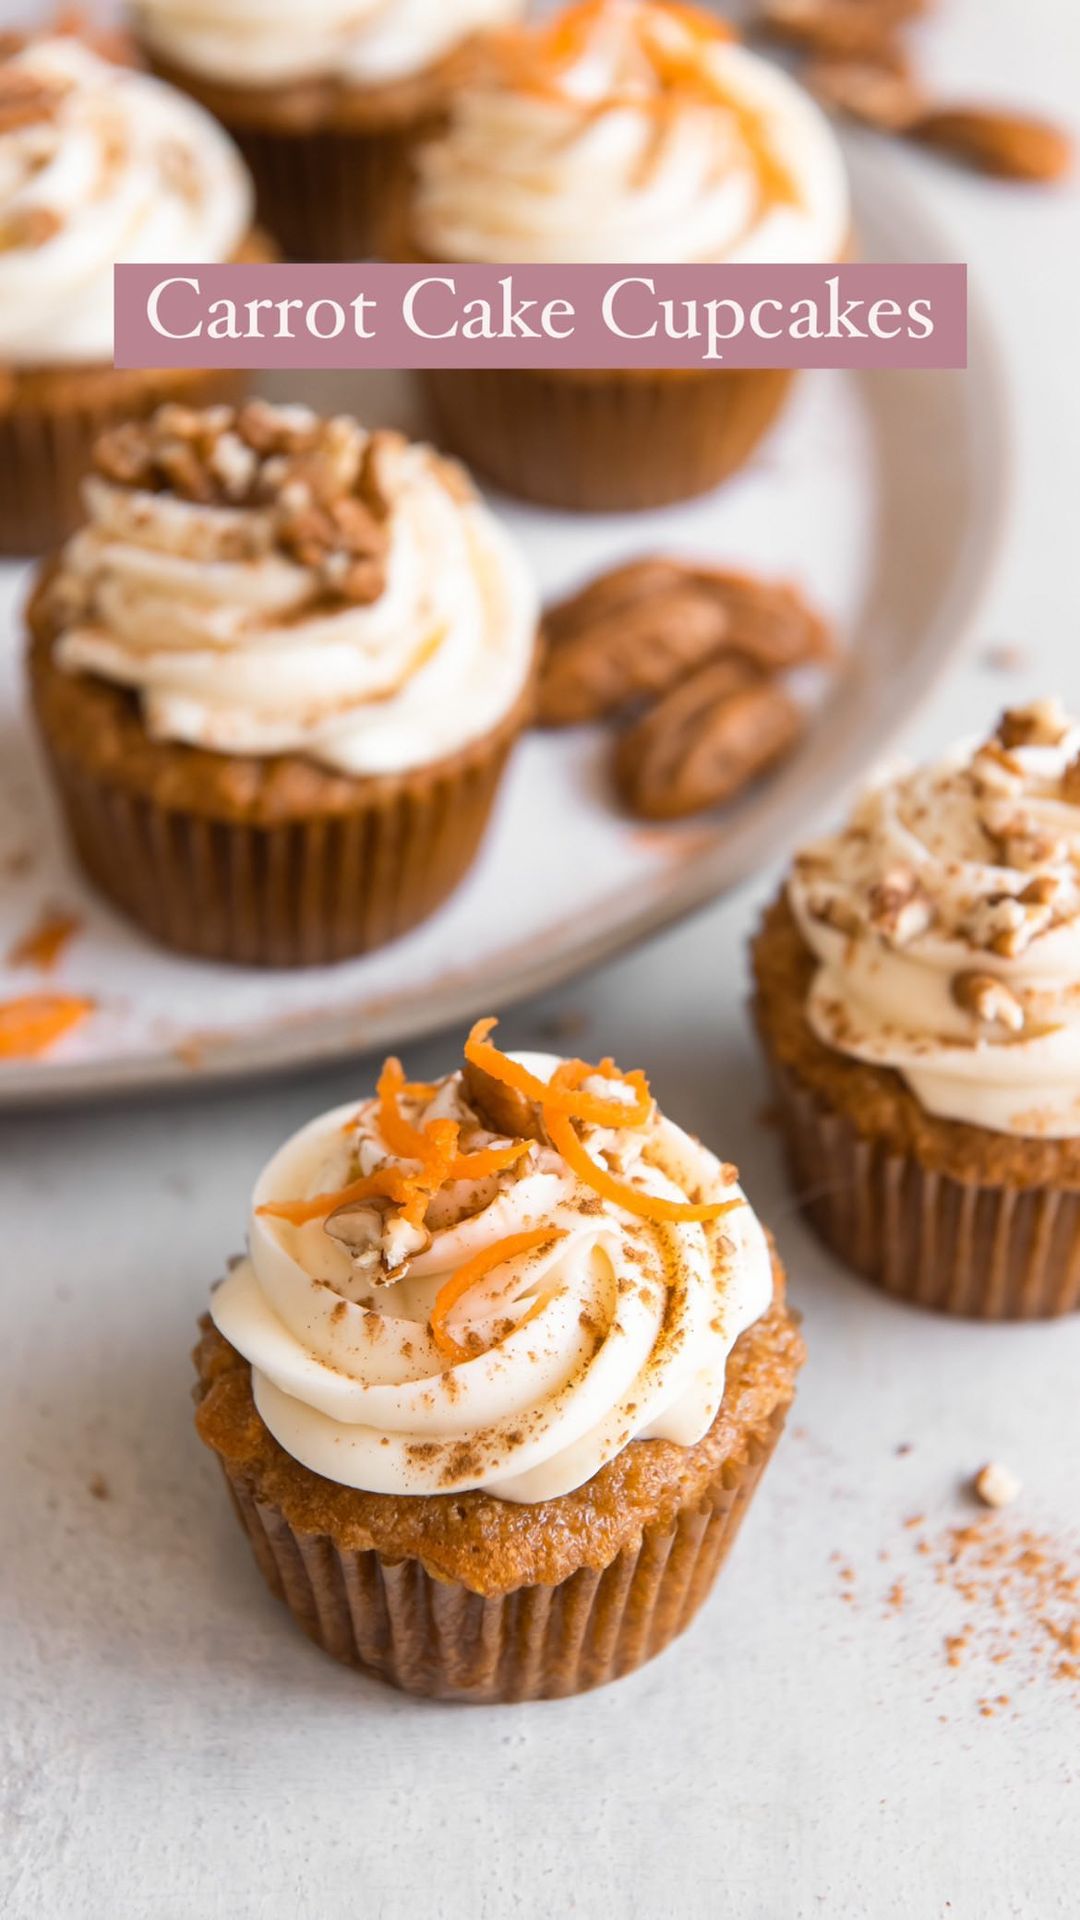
[4,2,1080,1916]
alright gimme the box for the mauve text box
[114,262,966,372]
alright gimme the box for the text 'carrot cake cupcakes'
[129,0,524,262]
[390,0,849,511]
[753,700,1080,1320]
[195,1021,803,1702]
[28,403,538,967]
[0,29,268,555]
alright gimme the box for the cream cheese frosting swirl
[50,402,537,777]
[788,700,1080,1139]
[0,36,252,367]
[410,0,849,266]
[131,0,524,91]
[210,1040,773,1504]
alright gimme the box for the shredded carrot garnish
[377,1056,438,1161]
[430,1227,566,1365]
[464,1018,652,1128]
[0,994,93,1060]
[7,908,82,974]
[543,1104,743,1226]
[447,1139,530,1181]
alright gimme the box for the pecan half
[538,559,829,726]
[805,53,923,131]
[996,697,1070,749]
[912,107,1073,182]
[759,0,923,61]
[614,662,803,821]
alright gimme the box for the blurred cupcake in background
[754,700,1080,1320]
[129,0,526,262]
[389,0,850,511]
[27,400,539,967]
[0,28,267,555]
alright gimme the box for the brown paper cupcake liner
[214,1402,787,1703]
[231,123,418,261]
[0,367,250,558]
[36,701,526,968]
[768,1056,1080,1320]
[417,364,795,512]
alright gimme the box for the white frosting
[210,1053,774,1503]
[132,0,523,90]
[412,5,849,265]
[0,38,252,366]
[788,706,1080,1138]
[52,414,537,778]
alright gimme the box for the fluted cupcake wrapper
[769,1056,1080,1320]
[232,123,420,262]
[0,368,249,558]
[38,707,524,968]
[418,365,795,513]
[214,1404,787,1704]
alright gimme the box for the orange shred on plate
[7,908,82,974]
[0,994,94,1060]
[543,1102,743,1226]
[430,1226,566,1366]
[464,1017,652,1128]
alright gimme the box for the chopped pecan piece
[614,662,803,821]
[952,971,1025,1033]
[759,0,923,61]
[867,866,934,943]
[1062,754,1080,805]
[0,205,63,252]
[461,1059,546,1143]
[912,107,1073,182]
[996,697,1070,750]
[0,64,66,133]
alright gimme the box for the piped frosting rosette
[788,700,1080,1138]
[0,35,252,366]
[211,1023,773,1504]
[411,0,849,265]
[49,401,537,778]
[132,0,523,91]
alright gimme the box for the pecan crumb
[951,971,1025,1034]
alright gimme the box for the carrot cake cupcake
[390,0,850,510]
[195,1020,804,1701]
[0,29,267,554]
[754,700,1080,1319]
[129,0,525,262]
[27,401,538,967]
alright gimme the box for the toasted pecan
[912,106,1073,181]
[538,560,829,727]
[758,0,923,61]
[615,662,803,821]
[461,1059,546,1144]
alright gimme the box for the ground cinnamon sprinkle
[833,1507,1080,1714]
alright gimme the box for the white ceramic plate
[0,142,1006,1105]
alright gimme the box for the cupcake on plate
[0,29,268,554]
[129,0,525,262]
[754,700,1080,1320]
[195,1019,804,1702]
[390,0,850,511]
[28,402,538,967]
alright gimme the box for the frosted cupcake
[28,402,538,967]
[129,0,525,262]
[391,0,850,510]
[195,1020,804,1701]
[754,701,1080,1318]
[0,30,266,553]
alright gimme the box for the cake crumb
[974,1462,1022,1510]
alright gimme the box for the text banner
[115,262,967,371]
